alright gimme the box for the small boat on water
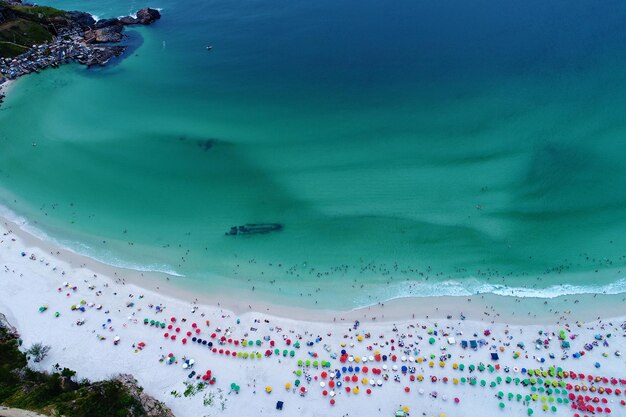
[225,223,282,236]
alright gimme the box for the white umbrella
[320,382,325,388]
[376,380,383,386]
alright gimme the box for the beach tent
[470,340,478,349]
[447,337,456,345]
[276,401,284,410]
[461,341,468,349]
[395,410,406,417]
[491,353,500,361]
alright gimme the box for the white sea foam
[353,276,626,307]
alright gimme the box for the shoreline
[1,215,625,417]
[0,78,14,104]
[2,210,625,326]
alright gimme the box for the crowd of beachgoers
[1,219,625,417]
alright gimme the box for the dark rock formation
[136,8,161,25]
[60,376,80,391]
[66,10,95,28]
[95,17,121,29]
[119,15,139,25]
[93,25,123,43]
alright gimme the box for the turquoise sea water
[2,0,626,308]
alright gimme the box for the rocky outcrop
[66,10,95,28]
[93,25,123,43]
[0,312,19,337]
[116,374,175,417]
[119,15,139,25]
[94,17,121,29]
[136,8,161,25]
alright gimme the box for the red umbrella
[330,399,335,405]
[351,375,358,383]
[329,381,335,388]
[366,389,371,394]
[404,387,410,393]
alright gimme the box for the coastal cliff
[0,1,160,85]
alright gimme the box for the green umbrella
[294,379,300,386]
[499,403,505,409]
[429,337,435,344]
[527,408,533,415]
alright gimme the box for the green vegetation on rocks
[0,320,166,417]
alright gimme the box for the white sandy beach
[1,217,625,417]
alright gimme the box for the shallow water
[1,0,626,308]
